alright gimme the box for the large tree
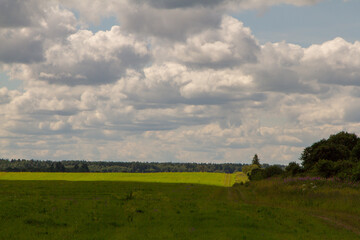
[301,131,359,170]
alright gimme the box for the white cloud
[58,0,323,41]
[301,37,360,86]
[155,16,260,68]
[0,3,77,64]
[34,26,150,85]
[3,0,360,164]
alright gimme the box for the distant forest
[0,159,245,173]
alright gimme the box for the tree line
[0,159,244,173]
[244,131,360,181]
[5,131,357,180]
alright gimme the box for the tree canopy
[301,131,359,170]
[299,131,360,181]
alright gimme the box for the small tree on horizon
[252,154,260,167]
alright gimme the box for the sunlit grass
[0,172,247,187]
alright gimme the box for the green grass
[0,172,244,187]
[0,173,359,239]
[235,177,360,238]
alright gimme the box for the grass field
[0,172,246,187]
[0,172,359,239]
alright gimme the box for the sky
[0,0,360,164]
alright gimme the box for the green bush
[248,165,284,181]
[242,164,260,176]
[248,168,266,180]
[312,159,335,178]
[352,163,360,181]
[334,160,354,180]
[264,165,284,178]
[350,141,360,162]
[285,162,302,176]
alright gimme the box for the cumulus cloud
[301,37,360,86]
[34,26,150,85]
[155,16,260,68]
[0,28,44,63]
[118,5,223,40]
[0,0,45,28]
[2,0,360,164]
[0,4,77,64]
[58,0,323,40]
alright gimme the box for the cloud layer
[1,0,359,164]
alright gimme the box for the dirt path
[223,174,232,187]
[312,214,360,236]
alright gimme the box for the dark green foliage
[350,141,360,162]
[300,131,360,180]
[302,142,350,170]
[248,168,265,180]
[312,143,350,162]
[301,132,359,170]
[301,139,327,170]
[333,160,355,180]
[352,163,360,181]
[0,159,244,173]
[300,132,357,167]
[312,159,335,178]
[285,162,302,176]
[252,154,260,166]
[328,131,358,150]
[52,162,65,172]
[264,165,284,178]
[248,165,284,180]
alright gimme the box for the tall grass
[235,177,360,236]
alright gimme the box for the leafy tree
[242,164,259,176]
[301,134,357,170]
[328,131,358,150]
[312,143,350,162]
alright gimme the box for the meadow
[0,172,359,239]
[0,172,241,187]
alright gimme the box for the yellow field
[0,172,248,187]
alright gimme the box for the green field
[0,172,359,239]
[0,172,245,187]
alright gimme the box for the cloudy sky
[1,0,360,164]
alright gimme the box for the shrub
[264,165,284,178]
[248,168,266,181]
[285,162,302,176]
[350,141,360,162]
[312,159,335,178]
[352,163,360,182]
[242,164,260,176]
[333,160,354,180]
